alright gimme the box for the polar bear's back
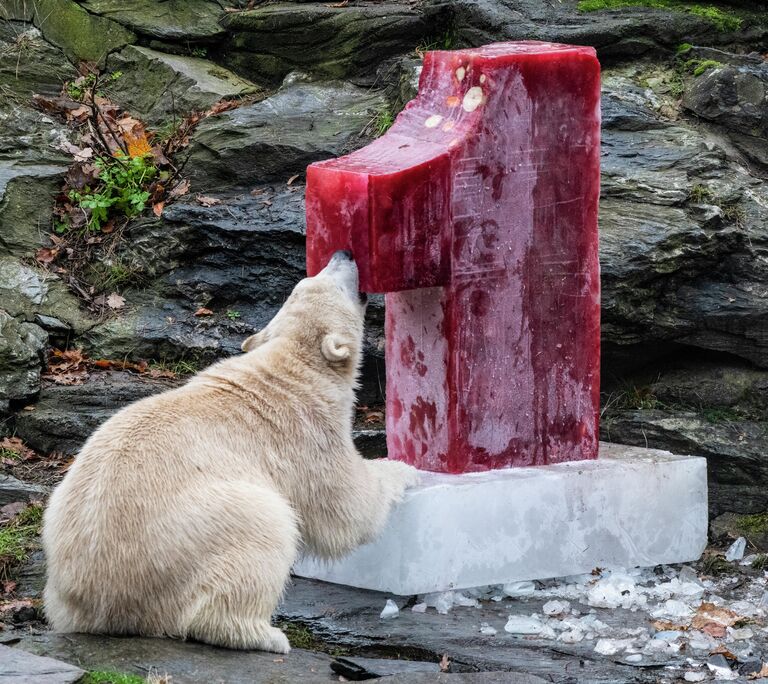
[42,380,297,636]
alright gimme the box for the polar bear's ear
[241,330,268,353]
[321,333,351,363]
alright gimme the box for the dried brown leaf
[152,201,165,217]
[35,247,59,265]
[748,663,768,679]
[439,654,451,673]
[692,603,741,630]
[0,437,36,461]
[196,194,221,207]
[287,174,300,186]
[106,293,126,310]
[194,307,214,317]
[168,178,190,200]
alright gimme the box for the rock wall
[0,0,767,517]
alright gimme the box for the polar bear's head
[241,251,367,378]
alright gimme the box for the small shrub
[226,310,241,321]
[69,154,158,232]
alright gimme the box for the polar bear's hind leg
[182,480,299,652]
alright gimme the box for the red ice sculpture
[306,41,601,473]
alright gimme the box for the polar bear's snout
[322,250,366,307]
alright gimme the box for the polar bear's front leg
[299,455,419,560]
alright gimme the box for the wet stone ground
[4,545,768,683]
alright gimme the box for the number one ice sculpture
[307,42,600,473]
[297,42,707,594]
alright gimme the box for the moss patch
[277,621,349,656]
[29,0,136,64]
[737,512,768,536]
[0,504,43,579]
[82,672,146,684]
[577,1,743,32]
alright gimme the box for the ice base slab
[293,443,708,596]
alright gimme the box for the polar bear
[42,251,418,653]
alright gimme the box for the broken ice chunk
[683,671,707,683]
[650,599,694,620]
[502,581,536,598]
[453,592,480,608]
[594,638,633,656]
[479,622,497,636]
[504,614,556,638]
[727,626,754,640]
[411,602,427,613]
[678,565,702,586]
[380,599,399,619]
[725,537,747,562]
[558,629,585,644]
[542,600,571,616]
[625,654,643,663]
[424,591,454,614]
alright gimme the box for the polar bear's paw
[255,625,291,654]
[375,459,420,500]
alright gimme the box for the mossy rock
[0,310,47,402]
[107,45,259,127]
[0,21,77,99]
[78,0,228,40]
[21,0,136,65]
[221,2,449,83]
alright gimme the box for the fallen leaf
[168,178,190,200]
[439,654,451,673]
[0,502,27,524]
[152,201,165,217]
[287,174,300,186]
[652,620,688,632]
[194,307,214,317]
[692,603,741,630]
[327,0,349,6]
[701,623,727,638]
[106,293,126,310]
[748,663,768,679]
[207,99,240,116]
[261,199,273,207]
[711,645,737,659]
[196,195,221,207]
[1,580,17,596]
[0,599,34,617]
[0,437,36,461]
[35,247,59,264]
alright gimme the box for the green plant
[688,183,714,203]
[277,621,348,656]
[686,58,723,77]
[66,70,122,100]
[702,554,732,576]
[752,554,768,571]
[190,47,208,58]
[687,5,742,32]
[148,359,199,376]
[702,407,742,423]
[676,42,693,54]
[226,310,241,321]
[82,672,146,684]
[0,504,43,578]
[414,26,457,57]
[373,108,394,137]
[69,154,158,232]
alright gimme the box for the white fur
[42,257,418,652]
